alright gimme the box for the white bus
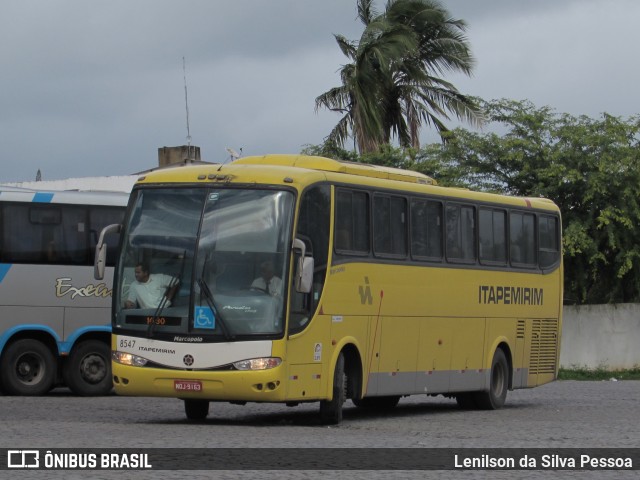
[0,186,128,395]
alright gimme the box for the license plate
[174,380,203,392]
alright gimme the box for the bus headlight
[112,351,149,367]
[233,357,282,371]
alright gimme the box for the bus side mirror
[292,238,313,294]
[94,223,121,280]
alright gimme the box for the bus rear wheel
[0,339,56,395]
[319,353,346,425]
[474,348,509,410]
[184,399,210,420]
[63,340,112,396]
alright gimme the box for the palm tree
[316,0,482,153]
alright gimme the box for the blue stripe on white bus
[60,325,111,354]
[0,324,111,355]
[0,325,62,355]
[32,192,54,203]
[0,264,11,283]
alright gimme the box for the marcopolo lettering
[478,285,543,305]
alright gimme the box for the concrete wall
[560,303,640,370]
[158,145,201,167]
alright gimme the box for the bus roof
[0,186,129,207]
[134,154,559,213]
[234,155,437,185]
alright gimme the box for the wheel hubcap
[16,354,43,385]
[492,363,504,395]
[80,354,106,384]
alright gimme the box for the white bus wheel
[1,339,56,395]
[63,340,112,396]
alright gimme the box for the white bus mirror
[94,224,121,280]
[292,238,313,293]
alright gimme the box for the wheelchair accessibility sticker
[194,306,215,329]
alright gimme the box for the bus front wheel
[474,348,509,410]
[184,399,210,420]
[0,339,56,395]
[63,340,112,396]
[319,353,346,425]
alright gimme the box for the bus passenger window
[335,229,351,250]
[539,215,560,269]
[446,204,476,263]
[479,208,507,265]
[335,190,369,254]
[510,212,536,267]
[373,195,407,257]
[411,199,443,261]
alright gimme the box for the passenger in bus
[124,262,178,309]
[251,260,282,297]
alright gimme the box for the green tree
[300,143,359,162]
[316,0,482,154]
[417,99,640,304]
[302,142,418,169]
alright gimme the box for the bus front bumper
[112,362,288,402]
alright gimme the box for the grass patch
[558,366,640,380]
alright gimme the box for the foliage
[315,0,482,154]
[415,99,640,304]
[300,143,360,162]
[558,366,640,380]
[305,98,640,304]
[303,142,417,169]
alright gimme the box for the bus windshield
[114,187,294,339]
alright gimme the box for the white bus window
[90,207,128,266]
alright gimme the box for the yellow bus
[96,154,562,424]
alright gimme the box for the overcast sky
[2,0,638,182]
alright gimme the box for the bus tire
[0,339,56,395]
[352,395,400,410]
[319,353,346,425]
[63,340,112,396]
[184,399,210,420]
[474,348,509,410]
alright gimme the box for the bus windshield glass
[114,187,294,339]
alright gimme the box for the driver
[251,260,282,297]
[124,262,177,309]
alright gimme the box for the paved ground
[1,380,638,479]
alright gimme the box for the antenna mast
[183,57,192,153]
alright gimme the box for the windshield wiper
[148,251,186,338]
[197,278,234,340]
